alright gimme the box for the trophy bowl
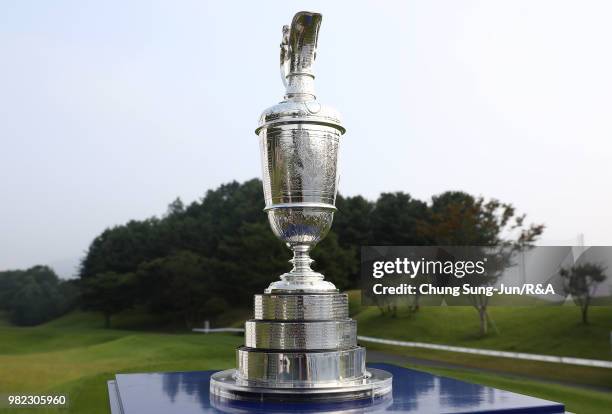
[266,206,335,249]
[259,122,342,292]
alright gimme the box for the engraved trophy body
[258,11,341,293]
[210,11,392,402]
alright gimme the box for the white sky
[1,1,611,277]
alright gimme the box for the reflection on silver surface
[210,368,393,401]
[265,205,336,292]
[210,392,394,414]
[209,11,392,402]
[236,346,366,384]
[112,363,565,413]
[266,206,333,256]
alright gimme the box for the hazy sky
[1,0,611,277]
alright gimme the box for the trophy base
[210,291,393,402]
[209,368,392,402]
[108,363,566,413]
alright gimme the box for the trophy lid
[255,11,345,135]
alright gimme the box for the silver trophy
[210,11,392,402]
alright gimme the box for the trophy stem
[288,245,320,279]
[265,244,337,293]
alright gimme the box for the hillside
[351,296,612,361]
[0,312,240,414]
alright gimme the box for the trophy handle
[280,25,290,88]
[279,11,322,97]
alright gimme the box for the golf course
[1,301,611,414]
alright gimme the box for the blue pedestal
[107,363,565,413]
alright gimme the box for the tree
[165,197,185,217]
[560,263,607,324]
[0,266,76,326]
[418,192,544,336]
[371,192,429,245]
[81,272,136,328]
[80,219,165,279]
[363,192,430,314]
[136,251,219,328]
[311,231,357,291]
[0,270,20,310]
[334,195,374,247]
[334,195,375,287]
[10,275,59,326]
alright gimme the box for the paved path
[359,335,612,369]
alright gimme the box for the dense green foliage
[75,178,542,328]
[0,179,543,329]
[0,266,78,326]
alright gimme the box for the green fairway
[349,291,612,361]
[0,313,240,414]
[410,365,612,414]
[1,309,611,414]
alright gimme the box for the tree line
[1,178,544,329]
[0,266,78,326]
[77,179,543,329]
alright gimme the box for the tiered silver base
[210,293,392,402]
